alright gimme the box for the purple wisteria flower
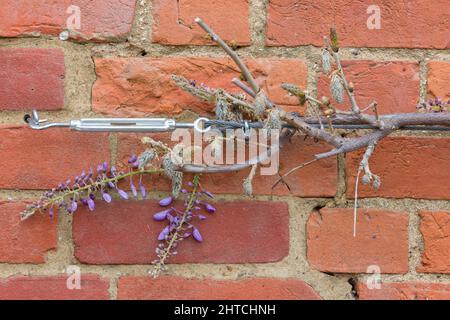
[159,196,173,207]
[152,179,216,256]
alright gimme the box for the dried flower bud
[243,177,253,196]
[321,49,332,74]
[138,149,156,169]
[162,155,175,178]
[373,176,381,190]
[215,98,230,120]
[254,91,268,116]
[330,74,344,103]
[171,172,183,198]
[361,174,371,185]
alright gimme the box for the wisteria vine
[22,18,450,276]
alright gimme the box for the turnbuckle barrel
[69,118,176,132]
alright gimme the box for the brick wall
[0,0,449,300]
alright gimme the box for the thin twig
[272,158,318,189]
[195,17,260,94]
[232,77,256,97]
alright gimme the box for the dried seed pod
[171,172,183,198]
[373,176,381,190]
[321,49,332,74]
[242,177,253,196]
[254,91,268,116]
[162,155,175,178]
[215,98,230,120]
[138,148,156,169]
[361,174,371,185]
[330,74,344,103]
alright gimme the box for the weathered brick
[317,61,420,114]
[417,211,450,274]
[346,137,450,199]
[92,57,307,116]
[117,133,337,197]
[0,201,56,263]
[0,49,64,110]
[0,275,109,300]
[0,126,110,189]
[307,208,409,273]
[152,0,250,45]
[73,200,289,264]
[266,0,450,49]
[427,61,450,100]
[118,276,321,300]
[0,0,136,41]
[357,282,450,300]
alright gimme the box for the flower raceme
[150,175,216,277]
[21,154,216,277]
[21,155,163,220]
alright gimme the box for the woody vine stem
[22,18,450,276]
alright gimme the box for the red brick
[92,57,307,116]
[417,211,450,274]
[266,0,450,49]
[152,0,250,46]
[0,275,109,300]
[317,61,420,114]
[0,125,110,189]
[0,49,64,111]
[307,208,409,273]
[346,137,450,200]
[117,133,337,197]
[357,282,450,300]
[0,0,136,41]
[0,201,56,263]
[73,200,289,264]
[428,61,450,100]
[118,276,321,300]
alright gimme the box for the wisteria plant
[22,18,450,277]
